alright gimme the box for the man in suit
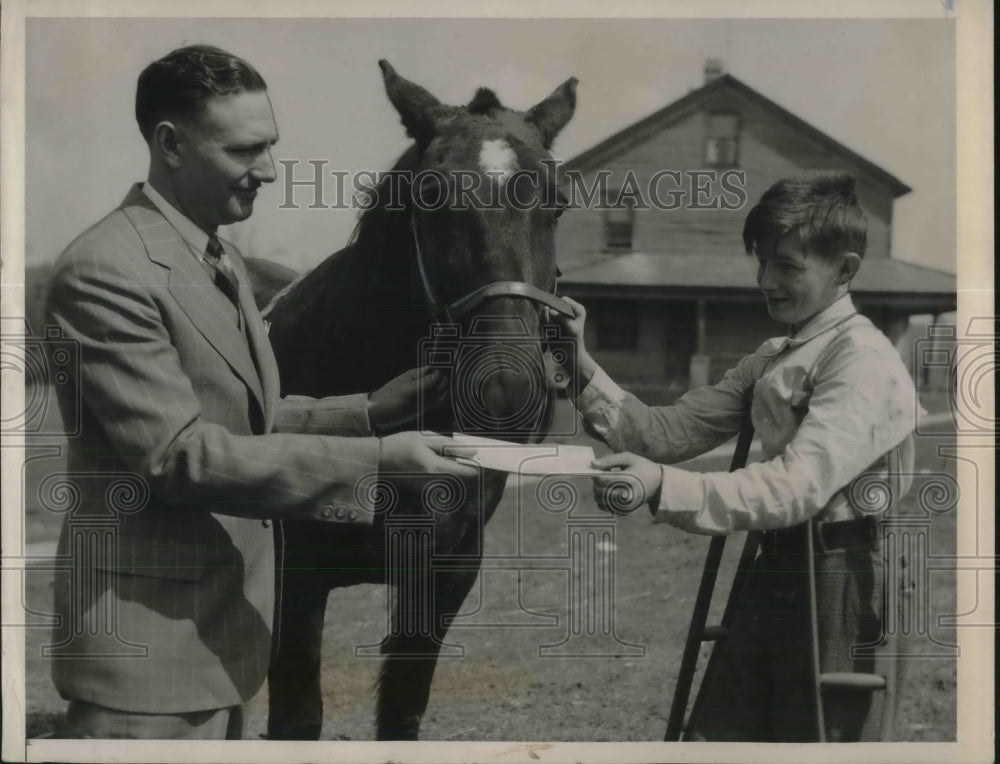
[44,43,477,740]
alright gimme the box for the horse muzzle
[445,333,551,439]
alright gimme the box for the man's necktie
[205,234,241,310]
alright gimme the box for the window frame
[602,188,635,251]
[704,111,741,168]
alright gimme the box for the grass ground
[22,392,958,741]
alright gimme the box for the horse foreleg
[266,564,330,740]
[374,644,442,740]
[375,566,480,740]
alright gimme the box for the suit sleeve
[46,250,380,524]
[272,394,373,436]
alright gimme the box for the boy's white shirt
[575,294,919,534]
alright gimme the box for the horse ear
[525,77,578,149]
[379,59,442,145]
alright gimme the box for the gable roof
[564,73,911,197]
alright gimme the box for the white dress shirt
[141,181,231,270]
[575,294,918,534]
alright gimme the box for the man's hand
[590,452,663,515]
[367,367,448,433]
[377,431,479,485]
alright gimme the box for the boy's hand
[544,296,598,390]
[590,452,663,515]
[546,295,587,344]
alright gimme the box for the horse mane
[467,88,503,116]
[346,145,420,266]
[264,146,428,394]
[265,147,419,320]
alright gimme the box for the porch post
[688,299,710,388]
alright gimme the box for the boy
[554,173,917,741]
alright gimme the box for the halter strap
[410,214,573,323]
[449,281,574,319]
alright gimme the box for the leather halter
[410,214,574,324]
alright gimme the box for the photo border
[2,1,992,763]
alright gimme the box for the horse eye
[511,173,536,204]
[551,189,569,220]
[416,175,445,208]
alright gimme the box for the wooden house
[555,60,956,401]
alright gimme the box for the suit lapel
[230,253,280,431]
[120,186,267,416]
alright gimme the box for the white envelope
[447,433,601,475]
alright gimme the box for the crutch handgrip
[819,672,888,691]
[701,626,729,641]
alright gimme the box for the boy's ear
[837,252,862,285]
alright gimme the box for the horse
[256,60,578,740]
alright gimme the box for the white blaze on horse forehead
[479,138,518,184]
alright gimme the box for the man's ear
[838,251,862,284]
[152,121,184,170]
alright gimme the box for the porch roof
[558,252,956,312]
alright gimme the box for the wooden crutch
[808,445,904,742]
[664,399,758,741]
[667,443,905,741]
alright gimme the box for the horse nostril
[451,345,548,433]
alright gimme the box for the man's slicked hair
[742,172,868,260]
[135,44,267,141]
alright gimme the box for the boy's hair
[742,172,868,259]
[135,44,267,141]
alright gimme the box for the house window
[595,302,639,350]
[603,191,635,250]
[705,112,740,167]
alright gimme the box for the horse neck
[327,220,428,372]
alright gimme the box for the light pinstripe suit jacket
[45,184,378,714]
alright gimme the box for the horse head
[379,60,577,441]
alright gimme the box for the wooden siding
[585,300,697,390]
[557,87,894,260]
